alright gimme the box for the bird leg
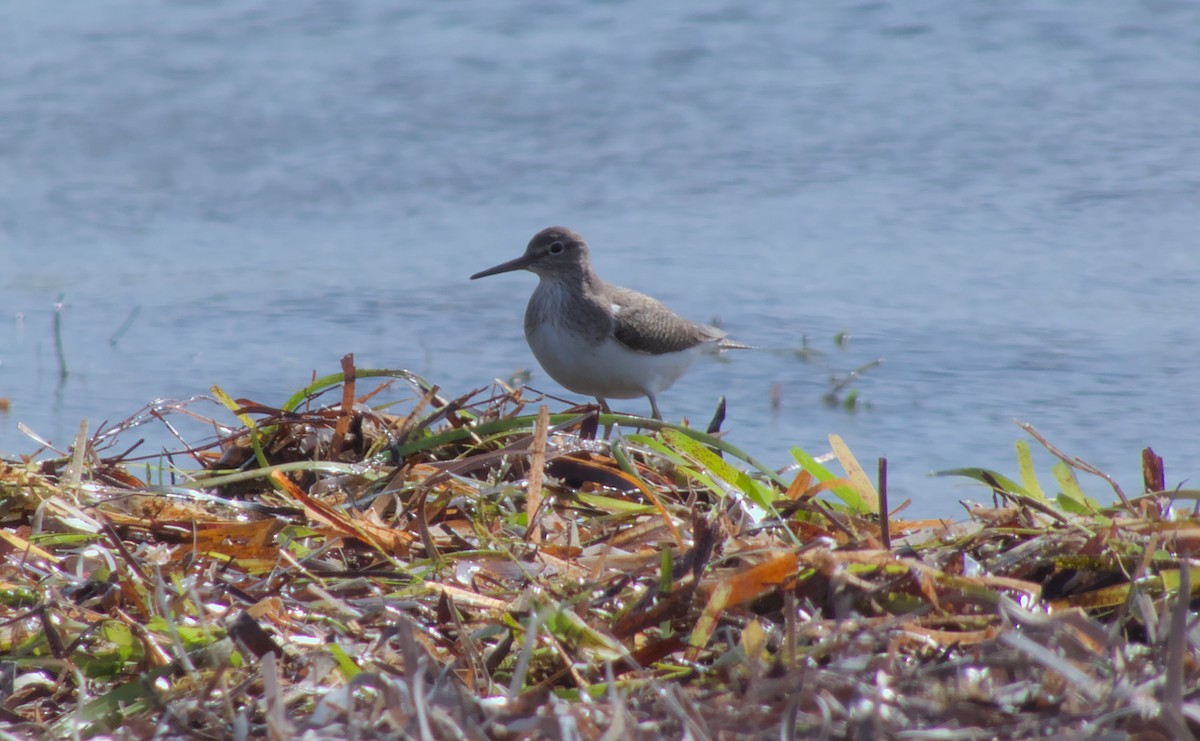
[647,394,662,421]
[595,397,614,438]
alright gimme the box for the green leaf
[662,429,739,487]
[101,621,136,662]
[544,608,624,661]
[28,532,106,547]
[609,419,788,488]
[736,470,776,510]
[1051,462,1099,514]
[608,436,641,479]
[790,446,865,510]
[660,549,673,597]
[329,642,361,680]
[932,467,1029,496]
[144,617,218,651]
[574,492,654,515]
[280,368,436,413]
[1015,440,1049,502]
[663,429,775,508]
[51,666,177,737]
[211,383,270,470]
[621,433,691,468]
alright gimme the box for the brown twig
[1018,421,1131,509]
[524,405,550,543]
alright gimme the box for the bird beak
[470,253,535,280]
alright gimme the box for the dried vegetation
[1,359,1198,739]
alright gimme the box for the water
[2,0,1198,516]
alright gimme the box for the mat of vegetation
[1,360,1198,739]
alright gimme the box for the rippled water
[3,1,1198,514]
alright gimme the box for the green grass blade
[1051,461,1100,514]
[791,446,867,512]
[1015,440,1049,502]
[932,467,1029,497]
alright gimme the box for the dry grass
[1,358,1198,739]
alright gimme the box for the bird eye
[548,241,565,254]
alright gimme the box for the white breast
[526,316,703,400]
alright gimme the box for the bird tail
[717,338,753,351]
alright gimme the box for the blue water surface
[2,1,1198,515]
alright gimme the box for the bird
[470,226,746,420]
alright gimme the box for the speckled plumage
[471,226,745,419]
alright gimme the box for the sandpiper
[470,226,746,420]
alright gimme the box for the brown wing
[608,286,724,355]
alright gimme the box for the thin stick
[1164,560,1189,735]
[53,294,68,381]
[1141,447,1164,494]
[333,353,357,452]
[705,396,727,435]
[878,457,890,551]
[108,306,140,347]
[1018,421,1132,509]
[524,404,550,544]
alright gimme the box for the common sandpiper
[470,226,746,420]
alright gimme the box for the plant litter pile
[1,359,1198,739]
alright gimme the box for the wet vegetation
[1,356,1197,739]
